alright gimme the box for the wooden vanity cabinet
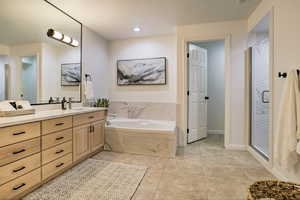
[73,111,105,162]
[90,120,105,152]
[0,110,106,199]
[73,124,91,162]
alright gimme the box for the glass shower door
[251,38,270,159]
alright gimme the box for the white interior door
[188,44,208,143]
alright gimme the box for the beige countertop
[0,107,107,128]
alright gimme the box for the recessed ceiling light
[133,27,141,32]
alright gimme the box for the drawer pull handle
[56,162,64,168]
[13,166,26,173]
[12,183,26,191]
[55,122,65,126]
[56,136,64,141]
[88,116,94,119]
[55,149,64,154]
[12,149,26,155]
[12,131,26,136]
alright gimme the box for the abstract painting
[117,57,166,85]
[61,63,81,86]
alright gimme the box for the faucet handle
[68,97,73,103]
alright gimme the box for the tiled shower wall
[108,101,177,121]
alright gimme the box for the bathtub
[105,118,177,158]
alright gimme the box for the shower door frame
[246,8,274,169]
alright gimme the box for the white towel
[84,80,94,100]
[0,101,16,111]
[274,69,300,170]
[16,100,32,110]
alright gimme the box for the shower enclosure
[248,13,271,159]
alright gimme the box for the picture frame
[117,57,167,86]
[61,63,81,86]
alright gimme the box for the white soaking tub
[105,118,177,158]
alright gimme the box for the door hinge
[187,90,190,96]
[187,53,190,58]
[187,129,189,134]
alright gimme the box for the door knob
[205,96,209,100]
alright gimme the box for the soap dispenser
[61,97,67,110]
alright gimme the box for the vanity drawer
[0,122,40,147]
[42,153,72,180]
[42,141,72,165]
[0,168,41,200]
[73,111,105,126]
[0,153,40,185]
[0,138,41,167]
[42,116,72,135]
[42,129,72,150]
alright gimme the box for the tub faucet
[128,105,146,119]
[108,113,117,119]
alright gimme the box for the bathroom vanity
[0,107,106,199]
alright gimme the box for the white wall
[108,35,177,103]
[177,20,248,147]
[0,44,9,55]
[0,55,8,101]
[82,26,109,99]
[9,43,42,101]
[248,0,300,182]
[195,41,225,133]
[21,56,37,103]
[41,43,81,102]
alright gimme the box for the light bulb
[62,35,72,43]
[53,30,63,40]
[71,39,79,47]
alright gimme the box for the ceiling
[0,0,81,46]
[48,0,261,40]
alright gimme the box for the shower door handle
[262,90,270,103]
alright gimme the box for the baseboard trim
[225,144,246,150]
[247,146,289,181]
[208,130,224,135]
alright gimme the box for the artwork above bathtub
[61,63,81,86]
[117,57,167,85]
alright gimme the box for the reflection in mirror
[0,0,82,105]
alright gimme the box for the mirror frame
[29,0,83,105]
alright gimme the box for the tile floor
[93,134,275,200]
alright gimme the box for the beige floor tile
[95,134,274,200]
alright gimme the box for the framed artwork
[117,57,167,85]
[61,63,81,86]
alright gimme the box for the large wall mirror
[0,0,82,105]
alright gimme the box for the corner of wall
[248,0,274,32]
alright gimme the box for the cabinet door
[73,124,90,162]
[90,121,105,152]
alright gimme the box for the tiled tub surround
[105,118,177,158]
[108,101,177,121]
[0,107,106,200]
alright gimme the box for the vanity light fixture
[47,29,79,47]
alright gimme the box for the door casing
[183,35,231,147]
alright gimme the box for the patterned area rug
[24,159,147,200]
